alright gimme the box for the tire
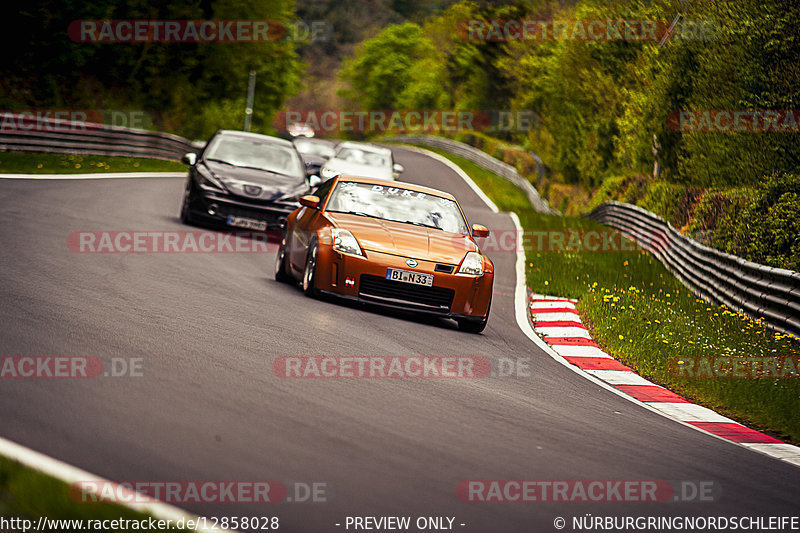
[457,299,491,333]
[274,235,291,283]
[179,179,193,225]
[302,240,319,298]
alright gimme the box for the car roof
[336,141,391,154]
[217,129,295,147]
[331,175,457,201]
[293,137,336,146]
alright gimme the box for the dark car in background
[293,138,337,177]
[180,130,320,231]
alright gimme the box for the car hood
[327,213,476,264]
[206,161,307,200]
[322,159,393,181]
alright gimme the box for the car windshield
[335,147,389,168]
[205,136,303,176]
[294,140,335,158]
[326,181,469,234]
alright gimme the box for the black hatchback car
[180,130,320,231]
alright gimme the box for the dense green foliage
[3,0,303,139]
[341,0,799,269]
[341,0,800,186]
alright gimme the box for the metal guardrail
[387,134,558,215]
[0,113,200,161]
[587,201,800,337]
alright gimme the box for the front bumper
[313,246,493,319]
[188,186,299,230]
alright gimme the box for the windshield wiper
[207,159,295,175]
[399,220,443,230]
[206,158,235,166]
[233,164,272,172]
[328,210,376,218]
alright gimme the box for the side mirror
[181,153,197,166]
[308,175,322,188]
[472,224,490,238]
[392,163,404,174]
[299,195,320,209]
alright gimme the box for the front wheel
[179,179,193,225]
[274,236,290,283]
[302,241,319,298]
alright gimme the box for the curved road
[0,147,798,531]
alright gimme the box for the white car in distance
[319,141,404,182]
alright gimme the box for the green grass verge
[0,456,187,531]
[424,146,800,445]
[0,152,186,174]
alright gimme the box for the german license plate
[386,268,433,287]
[227,215,267,231]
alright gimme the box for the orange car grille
[358,274,455,313]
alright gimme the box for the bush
[731,174,800,270]
[586,175,627,211]
[639,182,688,225]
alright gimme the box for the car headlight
[321,167,338,180]
[457,251,484,275]
[331,228,364,257]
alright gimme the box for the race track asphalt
[0,147,797,531]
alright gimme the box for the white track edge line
[0,172,186,180]
[0,436,231,531]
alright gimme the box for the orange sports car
[274,175,494,332]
